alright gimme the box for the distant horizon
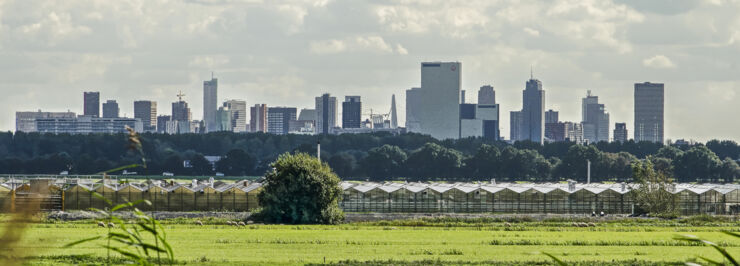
[1,1,739,142]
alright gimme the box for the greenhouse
[0,178,739,215]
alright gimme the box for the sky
[0,0,738,142]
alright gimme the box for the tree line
[0,131,738,183]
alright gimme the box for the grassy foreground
[6,217,740,265]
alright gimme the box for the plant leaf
[63,236,101,248]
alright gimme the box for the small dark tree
[257,153,344,224]
[216,149,256,176]
[190,154,214,175]
[630,160,678,216]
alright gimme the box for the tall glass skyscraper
[203,77,218,133]
[634,82,664,143]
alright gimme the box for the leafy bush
[257,153,344,224]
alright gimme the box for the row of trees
[0,131,738,182]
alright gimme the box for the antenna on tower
[211,71,214,79]
[530,65,533,79]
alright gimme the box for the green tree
[257,153,344,224]
[630,160,678,216]
[655,146,683,160]
[464,144,501,179]
[405,143,463,180]
[327,152,357,178]
[215,149,256,176]
[673,146,722,182]
[718,158,740,183]
[361,145,407,180]
[189,154,214,176]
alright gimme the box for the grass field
[4,217,739,265]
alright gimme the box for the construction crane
[177,90,186,101]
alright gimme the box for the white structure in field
[405,62,461,140]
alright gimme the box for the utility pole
[587,159,591,184]
[317,140,321,162]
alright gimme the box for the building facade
[342,96,362,129]
[171,97,192,134]
[215,106,232,132]
[15,111,76,132]
[224,100,247,132]
[83,92,100,117]
[102,100,119,118]
[581,91,610,143]
[134,101,157,132]
[250,104,268,133]
[35,116,142,134]
[315,93,337,134]
[511,78,545,143]
[634,82,664,143]
[157,115,170,134]
[405,62,461,140]
[478,85,495,105]
[614,122,628,142]
[203,77,218,132]
[267,107,297,134]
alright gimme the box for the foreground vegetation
[5,216,739,265]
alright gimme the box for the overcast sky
[0,0,738,142]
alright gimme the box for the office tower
[290,109,316,134]
[203,77,218,132]
[215,106,232,131]
[390,94,398,128]
[268,107,297,134]
[405,87,422,132]
[545,109,559,124]
[224,100,247,132]
[134,101,157,132]
[15,111,76,132]
[635,82,664,143]
[510,111,522,141]
[614,122,628,142]
[172,92,192,133]
[478,85,495,105]
[404,62,461,139]
[461,90,466,104]
[157,115,171,134]
[516,76,545,144]
[102,100,119,118]
[298,109,316,121]
[315,93,337,134]
[342,96,362,129]
[83,92,100,117]
[250,104,268,133]
[581,90,610,143]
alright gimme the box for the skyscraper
[614,122,628,142]
[215,106,232,131]
[134,101,157,132]
[390,94,398,129]
[581,91,610,143]
[544,109,559,141]
[478,85,495,105]
[634,82,664,143]
[203,77,218,133]
[83,92,100,117]
[518,76,545,144]
[157,115,170,134]
[315,93,337,134]
[405,62,461,139]
[545,109,559,124]
[102,100,119,118]
[172,92,191,133]
[268,107,297,134]
[250,104,267,133]
[510,111,522,141]
[342,96,362,129]
[224,100,247,132]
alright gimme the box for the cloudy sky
[0,0,738,142]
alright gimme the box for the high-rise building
[102,100,119,118]
[83,92,100,117]
[268,107,297,134]
[342,96,362,129]
[315,93,337,134]
[510,111,522,141]
[581,91,610,143]
[172,92,191,133]
[215,106,232,131]
[478,85,495,105]
[203,77,218,133]
[545,109,559,124]
[134,101,157,132]
[634,82,664,143]
[157,115,171,134]
[614,122,628,142]
[250,104,268,133]
[224,100,247,132]
[35,116,142,134]
[290,109,316,134]
[390,94,398,129]
[16,111,76,132]
[515,76,545,144]
[405,62,461,139]
[405,87,422,133]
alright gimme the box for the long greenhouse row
[1,179,740,215]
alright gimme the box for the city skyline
[1,1,739,142]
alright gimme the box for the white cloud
[523,27,540,37]
[310,39,347,54]
[310,36,405,55]
[642,55,677,69]
[395,44,408,55]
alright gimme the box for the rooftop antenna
[211,71,214,79]
[177,90,185,101]
[530,65,534,79]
